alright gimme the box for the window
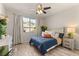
[23,17,36,32]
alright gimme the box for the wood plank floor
[11,43,79,56]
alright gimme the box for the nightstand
[63,38,75,50]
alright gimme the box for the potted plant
[41,25,47,32]
[0,19,7,39]
[68,32,75,38]
[0,46,10,56]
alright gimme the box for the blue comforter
[29,36,57,55]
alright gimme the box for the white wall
[0,4,5,15]
[45,6,79,32]
[6,9,45,43]
[7,13,14,36]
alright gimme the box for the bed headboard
[47,27,64,33]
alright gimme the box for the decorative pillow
[45,31,55,37]
[41,32,53,38]
[43,33,52,38]
[59,33,64,39]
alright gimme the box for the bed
[29,33,64,55]
[29,28,64,55]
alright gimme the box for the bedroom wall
[5,8,45,43]
[0,4,5,15]
[6,12,14,36]
[44,6,79,33]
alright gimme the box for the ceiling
[3,3,79,18]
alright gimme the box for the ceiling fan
[36,4,51,14]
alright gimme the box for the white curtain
[13,14,22,45]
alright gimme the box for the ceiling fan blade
[44,7,51,10]
[43,10,46,14]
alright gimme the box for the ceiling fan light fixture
[37,10,43,14]
[36,4,51,14]
[36,10,40,14]
[39,10,43,13]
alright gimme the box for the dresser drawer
[63,42,70,45]
[64,40,70,44]
[63,43,71,48]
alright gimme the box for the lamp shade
[67,27,76,33]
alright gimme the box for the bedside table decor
[68,32,75,39]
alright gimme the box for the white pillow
[51,32,56,36]
[45,31,52,34]
[41,32,45,37]
[54,33,59,38]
